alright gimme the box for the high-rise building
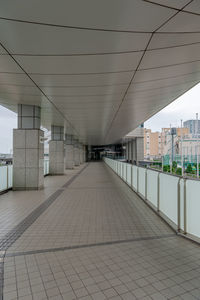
[183,119,200,134]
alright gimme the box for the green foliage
[176,168,182,176]
[186,164,193,174]
[163,165,170,173]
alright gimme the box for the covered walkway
[1,163,200,300]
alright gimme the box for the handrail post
[184,178,187,234]
[177,178,181,232]
[137,167,139,193]
[131,165,133,189]
[157,173,160,212]
[145,168,147,201]
[7,165,9,190]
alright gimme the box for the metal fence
[104,157,200,242]
[0,159,49,193]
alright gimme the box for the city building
[184,119,200,134]
[144,129,162,160]
[144,127,189,160]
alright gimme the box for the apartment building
[144,129,162,160]
[144,127,189,160]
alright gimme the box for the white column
[128,141,132,162]
[49,126,64,175]
[65,134,74,169]
[83,145,86,162]
[74,139,80,166]
[125,142,129,161]
[13,104,44,190]
[136,137,144,165]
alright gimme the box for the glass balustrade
[0,159,49,193]
[104,157,200,242]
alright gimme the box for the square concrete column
[131,137,144,165]
[128,141,132,162]
[65,134,74,169]
[13,104,44,190]
[74,139,80,166]
[125,142,129,161]
[79,143,84,164]
[132,139,136,164]
[49,126,64,175]
[136,137,144,164]
[83,145,86,162]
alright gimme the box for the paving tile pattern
[3,236,200,300]
[7,164,172,253]
[1,162,200,299]
[0,169,81,239]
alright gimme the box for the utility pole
[181,119,183,176]
[196,113,199,179]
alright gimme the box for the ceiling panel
[14,52,143,74]
[148,32,200,50]
[139,43,200,70]
[134,60,200,83]
[41,85,128,96]
[0,0,200,145]
[31,72,133,87]
[183,0,200,14]
[0,21,150,54]
[0,0,174,31]
[143,0,190,9]
[158,12,200,32]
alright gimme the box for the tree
[163,165,170,173]
[176,168,182,176]
[186,164,192,174]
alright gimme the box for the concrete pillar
[83,145,86,162]
[49,125,64,175]
[132,139,136,164]
[128,141,132,162]
[65,134,74,169]
[13,104,44,190]
[136,137,144,164]
[78,142,82,165]
[131,137,144,165]
[74,139,80,166]
[79,143,85,164]
[125,142,129,161]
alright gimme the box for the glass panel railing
[44,159,49,176]
[7,165,13,189]
[132,165,138,191]
[179,178,185,232]
[104,157,200,242]
[159,173,179,225]
[138,167,146,198]
[146,169,158,208]
[0,159,49,193]
[186,180,200,239]
[0,166,9,192]
[122,163,127,182]
[127,164,132,186]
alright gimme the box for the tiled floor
[1,162,200,299]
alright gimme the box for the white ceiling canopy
[0,0,199,144]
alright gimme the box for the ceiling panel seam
[104,0,195,142]
[1,39,200,56]
[0,42,80,138]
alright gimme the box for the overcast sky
[145,83,200,131]
[0,83,200,153]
